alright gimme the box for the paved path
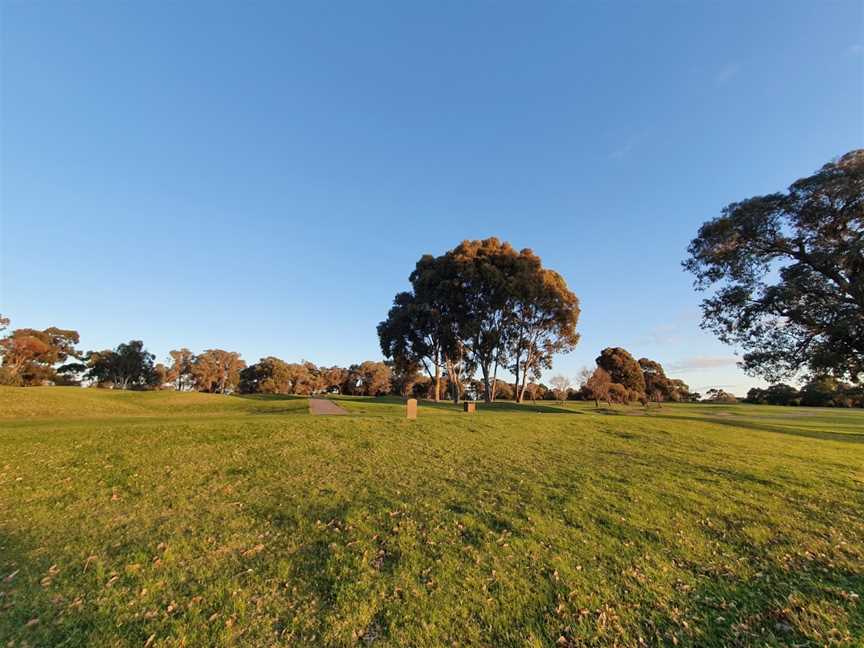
[309,397,348,416]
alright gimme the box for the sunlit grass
[1,387,862,646]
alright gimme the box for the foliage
[684,150,864,383]
[190,349,246,394]
[350,361,392,397]
[549,374,571,402]
[703,388,738,404]
[238,356,293,394]
[745,377,864,408]
[85,340,157,390]
[167,348,196,391]
[596,347,646,394]
[0,323,81,385]
[380,238,579,404]
[582,367,612,406]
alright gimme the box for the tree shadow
[233,394,306,401]
[647,412,864,444]
[477,401,586,415]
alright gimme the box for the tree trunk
[433,363,440,402]
[513,357,521,404]
[481,362,491,404]
[446,359,460,404]
[490,358,499,402]
[517,365,529,403]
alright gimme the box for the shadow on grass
[649,412,864,444]
[233,394,306,401]
[477,401,585,415]
[328,395,586,415]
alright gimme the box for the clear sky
[1,1,862,395]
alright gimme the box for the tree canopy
[0,322,81,386]
[596,347,645,394]
[379,238,580,403]
[85,340,157,390]
[684,150,864,383]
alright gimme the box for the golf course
[2,387,861,647]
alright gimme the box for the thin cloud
[667,355,739,372]
[607,132,647,160]
[714,63,740,86]
[642,324,683,346]
[608,140,634,160]
[849,44,864,56]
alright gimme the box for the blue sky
[1,1,862,394]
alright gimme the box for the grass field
[1,387,862,647]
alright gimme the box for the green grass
[1,387,862,647]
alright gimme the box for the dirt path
[309,397,348,416]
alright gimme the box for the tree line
[746,377,864,408]
[2,314,860,407]
[0,317,394,396]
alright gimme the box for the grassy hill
[1,387,862,646]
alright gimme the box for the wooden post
[463,401,476,413]
[406,398,417,420]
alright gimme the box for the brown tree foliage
[583,367,612,407]
[596,347,646,395]
[167,348,196,391]
[0,326,81,386]
[191,350,246,394]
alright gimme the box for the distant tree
[152,363,170,389]
[167,348,196,391]
[0,315,9,333]
[575,366,593,391]
[668,378,691,402]
[704,388,738,404]
[239,356,292,394]
[799,375,841,407]
[85,340,155,390]
[191,349,246,394]
[765,383,799,406]
[380,238,579,405]
[279,363,311,394]
[607,383,629,406]
[321,366,350,393]
[522,382,545,402]
[596,348,646,395]
[638,358,673,407]
[748,384,802,406]
[745,387,767,404]
[583,367,612,407]
[302,361,325,394]
[684,150,864,384]
[351,361,392,396]
[0,326,81,386]
[549,375,571,403]
[492,380,515,401]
